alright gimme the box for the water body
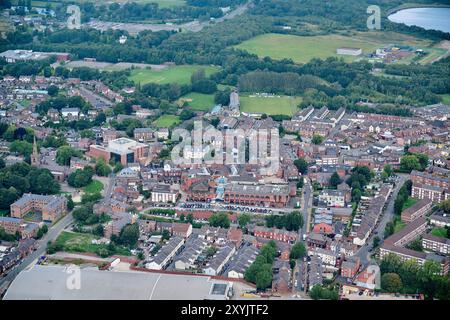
[388,7,450,33]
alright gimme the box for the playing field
[235,32,434,64]
[240,95,302,116]
[154,114,180,128]
[179,92,215,112]
[440,94,450,105]
[235,34,380,63]
[129,65,220,86]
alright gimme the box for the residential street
[0,212,74,287]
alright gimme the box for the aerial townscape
[0,0,449,303]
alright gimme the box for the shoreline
[387,3,450,16]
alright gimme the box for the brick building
[10,194,67,222]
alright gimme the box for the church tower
[31,135,40,166]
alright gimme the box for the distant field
[129,65,220,86]
[235,32,434,64]
[440,94,450,105]
[154,114,180,128]
[179,92,215,112]
[235,34,381,64]
[240,94,302,116]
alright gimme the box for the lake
[388,7,450,33]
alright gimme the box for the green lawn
[55,231,130,256]
[235,33,381,64]
[240,94,302,116]
[440,94,450,105]
[431,227,448,238]
[29,0,186,8]
[235,32,434,64]
[402,197,418,211]
[154,114,180,128]
[179,92,215,112]
[83,180,104,194]
[394,219,406,233]
[129,65,220,86]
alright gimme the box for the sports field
[240,95,302,116]
[235,32,434,64]
[154,114,180,128]
[129,65,220,86]
[179,92,215,112]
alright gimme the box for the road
[300,178,313,239]
[355,174,408,265]
[0,212,74,287]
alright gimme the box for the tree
[36,224,48,239]
[95,158,112,176]
[381,273,403,293]
[162,229,171,240]
[400,155,421,172]
[383,164,393,177]
[68,167,94,188]
[238,213,251,228]
[47,85,59,96]
[208,212,230,228]
[118,223,139,247]
[373,236,380,248]
[441,199,450,214]
[294,158,308,175]
[56,145,82,166]
[289,242,306,259]
[311,134,324,145]
[329,172,341,188]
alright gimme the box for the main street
[355,174,408,265]
[0,212,74,287]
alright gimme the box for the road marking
[148,274,162,300]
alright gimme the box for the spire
[31,135,39,166]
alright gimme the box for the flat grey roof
[4,265,242,300]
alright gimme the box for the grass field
[431,227,448,238]
[240,94,302,116]
[154,114,180,128]
[83,180,103,194]
[129,65,220,86]
[440,94,450,105]
[235,33,381,64]
[55,231,130,256]
[402,197,418,211]
[179,92,215,112]
[235,32,434,64]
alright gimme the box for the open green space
[394,219,406,233]
[431,227,448,238]
[154,114,180,128]
[55,231,130,256]
[234,32,434,64]
[402,197,418,211]
[179,92,215,112]
[440,94,450,105]
[129,65,220,86]
[82,179,104,194]
[240,94,302,116]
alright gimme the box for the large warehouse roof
[4,265,238,300]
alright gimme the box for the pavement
[0,212,74,288]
